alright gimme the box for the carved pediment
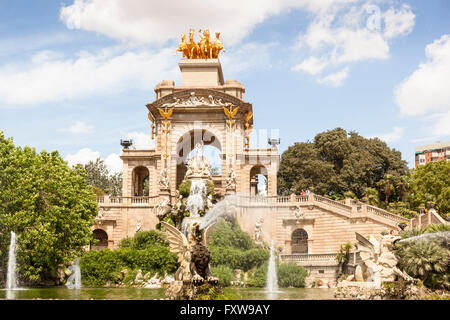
[147,89,252,119]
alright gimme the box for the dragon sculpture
[352,232,415,286]
[161,220,219,285]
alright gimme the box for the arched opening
[132,166,149,196]
[250,165,268,196]
[92,229,108,250]
[291,229,308,254]
[175,129,222,189]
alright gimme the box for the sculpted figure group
[175,28,226,59]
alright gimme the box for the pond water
[0,287,336,300]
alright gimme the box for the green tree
[408,161,450,217]
[277,128,408,198]
[335,242,354,274]
[0,131,97,283]
[83,158,122,197]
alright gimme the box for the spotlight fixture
[120,139,133,149]
[268,138,280,147]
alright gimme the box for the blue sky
[0,0,449,173]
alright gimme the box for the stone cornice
[146,89,252,123]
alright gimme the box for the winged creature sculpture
[353,232,414,285]
[157,107,174,120]
[161,220,219,285]
[223,105,239,120]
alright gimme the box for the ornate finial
[176,29,225,59]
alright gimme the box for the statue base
[165,280,223,300]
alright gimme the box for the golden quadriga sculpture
[175,28,225,59]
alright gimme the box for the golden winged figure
[223,106,239,120]
[157,107,174,120]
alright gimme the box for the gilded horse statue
[187,28,200,59]
[174,33,190,58]
[212,32,226,58]
[175,28,225,59]
[198,29,213,59]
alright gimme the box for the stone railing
[280,253,337,263]
[365,204,407,223]
[312,194,353,213]
[97,196,158,206]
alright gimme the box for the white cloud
[65,148,99,167]
[126,131,155,149]
[395,34,450,116]
[68,121,94,134]
[317,67,349,86]
[368,126,404,143]
[0,47,178,106]
[59,0,355,46]
[65,148,123,174]
[104,153,123,174]
[383,4,415,39]
[221,42,275,76]
[293,1,415,86]
[292,56,328,75]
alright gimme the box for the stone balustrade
[95,193,408,226]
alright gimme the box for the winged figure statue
[223,106,239,120]
[157,107,174,120]
[161,220,219,285]
[353,232,414,285]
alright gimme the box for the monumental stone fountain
[160,142,236,300]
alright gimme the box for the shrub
[209,219,254,250]
[80,247,179,286]
[212,265,235,287]
[247,263,267,287]
[277,263,307,288]
[178,180,191,198]
[80,249,123,286]
[132,230,168,249]
[397,240,449,290]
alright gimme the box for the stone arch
[291,228,308,254]
[132,166,149,196]
[249,165,268,196]
[92,229,108,250]
[174,129,223,188]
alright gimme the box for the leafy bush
[209,220,269,272]
[80,239,178,286]
[212,265,235,287]
[132,230,168,249]
[397,240,449,290]
[277,263,307,288]
[178,180,191,198]
[79,249,123,286]
[247,263,267,287]
[118,230,167,249]
[209,219,254,250]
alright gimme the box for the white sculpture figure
[185,142,212,179]
[135,220,142,232]
[174,190,184,212]
[349,232,414,287]
[159,168,170,190]
[254,217,264,244]
[155,197,171,219]
[225,168,236,190]
[293,205,304,220]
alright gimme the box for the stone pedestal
[179,59,224,87]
